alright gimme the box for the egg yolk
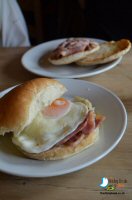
[43,98,70,118]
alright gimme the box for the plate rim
[21,38,122,78]
[0,79,127,177]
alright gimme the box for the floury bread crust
[0,78,67,136]
[21,128,99,160]
[49,41,100,65]
[76,39,131,66]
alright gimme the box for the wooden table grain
[0,48,131,200]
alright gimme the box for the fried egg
[12,98,89,153]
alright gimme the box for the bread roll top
[0,78,67,136]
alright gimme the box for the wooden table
[0,48,131,200]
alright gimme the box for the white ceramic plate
[22,38,122,78]
[0,79,127,177]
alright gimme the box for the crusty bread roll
[76,39,131,66]
[0,78,103,160]
[20,128,99,160]
[49,39,100,65]
[0,78,67,136]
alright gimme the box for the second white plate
[22,38,122,78]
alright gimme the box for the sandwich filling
[50,38,96,60]
[12,97,104,154]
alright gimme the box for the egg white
[12,101,88,153]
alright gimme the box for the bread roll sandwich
[76,39,131,66]
[0,78,105,160]
[48,38,100,65]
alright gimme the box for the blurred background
[17,0,132,45]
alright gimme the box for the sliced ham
[95,115,106,128]
[50,38,90,59]
[54,111,105,147]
